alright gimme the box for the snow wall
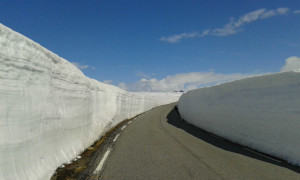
[178,72,300,165]
[0,23,180,180]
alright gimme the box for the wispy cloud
[294,10,300,14]
[135,71,156,78]
[159,32,200,43]
[119,72,260,92]
[160,8,290,42]
[283,42,299,47]
[160,30,210,43]
[71,62,94,70]
[280,56,300,72]
[213,8,289,36]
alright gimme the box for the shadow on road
[166,106,300,173]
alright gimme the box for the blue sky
[1,0,300,91]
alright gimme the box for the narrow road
[96,103,299,180]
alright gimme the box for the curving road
[97,103,299,180]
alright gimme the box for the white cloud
[118,56,299,92]
[71,62,90,70]
[201,29,211,36]
[277,8,289,14]
[294,10,300,14]
[261,10,276,19]
[212,18,239,36]
[161,7,290,42]
[280,56,300,72]
[235,9,266,26]
[160,30,210,43]
[119,72,259,92]
[160,32,200,43]
[213,8,289,36]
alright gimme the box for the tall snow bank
[0,23,180,180]
[178,72,300,165]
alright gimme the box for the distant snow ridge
[0,23,180,180]
[178,72,300,165]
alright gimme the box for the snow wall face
[0,24,180,180]
[178,72,300,165]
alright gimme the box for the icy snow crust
[0,23,180,180]
[178,72,300,165]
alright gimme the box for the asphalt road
[97,103,299,180]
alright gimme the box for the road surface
[93,103,300,179]
[58,102,299,180]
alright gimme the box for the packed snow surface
[0,23,181,180]
[178,72,300,165]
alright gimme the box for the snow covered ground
[0,23,181,180]
[178,71,300,165]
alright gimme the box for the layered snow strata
[0,23,180,180]
[178,72,300,165]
